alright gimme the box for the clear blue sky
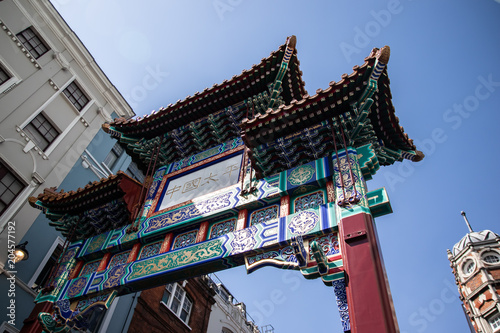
[52,0,500,332]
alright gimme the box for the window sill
[15,126,49,160]
[160,301,192,331]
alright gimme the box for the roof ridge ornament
[267,35,297,110]
[376,45,390,64]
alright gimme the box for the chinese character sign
[158,154,242,211]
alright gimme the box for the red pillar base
[20,301,53,333]
[340,213,399,333]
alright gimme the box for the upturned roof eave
[29,172,142,214]
[241,46,417,155]
[103,36,306,140]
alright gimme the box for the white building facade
[207,274,261,333]
[0,1,133,331]
[0,0,133,259]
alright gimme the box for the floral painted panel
[108,250,131,269]
[294,191,324,213]
[80,260,100,277]
[249,205,279,226]
[172,230,198,250]
[139,241,163,260]
[209,218,236,239]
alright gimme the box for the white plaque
[158,154,242,211]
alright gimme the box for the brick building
[127,277,215,333]
[448,212,500,332]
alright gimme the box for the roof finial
[461,211,473,233]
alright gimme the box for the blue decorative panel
[249,205,279,226]
[293,190,325,213]
[108,251,131,269]
[279,204,337,244]
[209,218,236,239]
[80,260,100,277]
[139,241,163,260]
[172,230,198,250]
[144,191,236,235]
[332,278,350,332]
[287,162,316,187]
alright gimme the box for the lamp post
[13,241,29,263]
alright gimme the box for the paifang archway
[27,36,423,333]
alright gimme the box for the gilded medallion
[288,164,315,186]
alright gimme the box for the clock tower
[448,212,500,332]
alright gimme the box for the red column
[236,209,248,230]
[326,181,335,203]
[159,233,173,254]
[127,243,142,263]
[68,260,84,280]
[339,212,398,333]
[280,195,290,217]
[20,301,53,333]
[97,253,111,272]
[196,222,209,242]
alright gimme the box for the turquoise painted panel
[356,144,380,181]
[367,187,392,218]
[279,156,332,195]
[79,232,112,258]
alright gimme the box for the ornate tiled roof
[241,46,424,178]
[101,40,422,179]
[103,36,306,172]
[29,172,143,240]
[103,36,305,138]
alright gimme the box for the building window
[222,328,235,333]
[161,283,193,324]
[63,81,89,111]
[23,113,60,151]
[0,321,19,333]
[482,251,500,264]
[462,259,476,276]
[30,242,63,292]
[103,142,124,170]
[78,305,107,333]
[0,62,21,95]
[0,161,25,216]
[489,313,500,332]
[0,65,11,85]
[16,27,49,59]
[217,284,231,303]
[126,161,145,183]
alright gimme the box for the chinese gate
[27,36,423,333]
